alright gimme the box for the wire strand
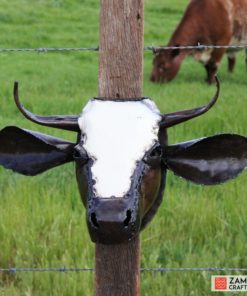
[144,44,247,51]
[0,47,99,53]
[0,44,247,53]
[1,267,247,273]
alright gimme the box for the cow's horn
[14,82,80,132]
[160,76,220,128]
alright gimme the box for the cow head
[150,46,184,83]
[0,78,247,244]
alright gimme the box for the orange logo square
[215,277,227,290]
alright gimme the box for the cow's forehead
[78,98,161,198]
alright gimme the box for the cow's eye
[144,145,162,168]
[73,145,89,163]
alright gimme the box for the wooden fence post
[95,0,144,295]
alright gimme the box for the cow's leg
[204,61,218,84]
[227,52,236,73]
[204,49,225,84]
[227,51,236,73]
[245,49,247,71]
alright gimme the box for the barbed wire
[144,43,247,51]
[0,47,99,53]
[0,267,94,273]
[1,267,247,273]
[0,44,247,53]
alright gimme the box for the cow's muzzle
[87,197,140,244]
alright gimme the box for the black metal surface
[75,146,166,244]
[92,97,149,102]
[0,126,75,175]
[14,82,80,132]
[160,76,219,128]
[164,134,247,185]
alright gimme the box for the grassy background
[0,0,246,295]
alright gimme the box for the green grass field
[0,0,247,295]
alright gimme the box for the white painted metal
[78,99,161,198]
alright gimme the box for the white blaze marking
[78,99,161,198]
[193,49,213,64]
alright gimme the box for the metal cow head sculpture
[0,78,247,244]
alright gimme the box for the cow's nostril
[123,210,132,227]
[91,212,99,228]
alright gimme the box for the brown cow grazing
[150,0,247,84]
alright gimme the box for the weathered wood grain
[95,238,140,296]
[95,0,143,295]
[98,0,144,99]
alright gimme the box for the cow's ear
[0,126,76,175]
[163,134,247,185]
